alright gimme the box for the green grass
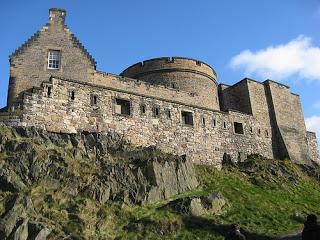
[1,124,319,239]
[194,159,320,238]
[5,157,319,240]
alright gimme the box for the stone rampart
[9,77,275,168]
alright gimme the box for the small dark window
[115,98,131,116]
[140,104,146,114]
[213,119,217,127]
[250,127,253,133]
[234,122,244,134]
[181,111,193,126]
[223,122,227,129]
[70,91,75,101]
[91,94,98,106]
[47,86,52,97]
[166,109,171,119]
[202,117,206,126]
[171,83,176,88]
[258,129,261,135]
[265,130,269,137]
[153,106,160,117]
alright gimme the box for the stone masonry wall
[8,9,96,106]
[306,132,320,164]
[121,57,220,110]
[218,80,252,114]
[10,77,274,168]
[264,80,311,164]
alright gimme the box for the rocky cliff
[0,125,198,239]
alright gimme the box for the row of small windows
[46,87,269,136]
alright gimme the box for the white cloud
[230,35,320,81]
[305,115,320,147]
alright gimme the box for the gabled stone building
[1,8,319,167]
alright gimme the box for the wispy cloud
[229,35,320,82]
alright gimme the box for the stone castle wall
[307,132,320,165]
[1,8,319,167]
[3,76,275,168]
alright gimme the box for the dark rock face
[0,125,198,239]
[0,195,51,240]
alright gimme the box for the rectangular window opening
[166,109,171,119]
[223,122,227,129]
[213,119,216,127]
[181,111,193,126]
[202,117,206,126]
[47,50,61,69]
[70,91,75,101]
[153,106,160,117]
[234,122,244,134]
[140,104,146,114]
[47,86,52,97]
[91,94,98,106]
[115,98,131,116]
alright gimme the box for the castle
[0,8,319,167]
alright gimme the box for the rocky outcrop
[0,195,51,240]
[165,192,227,216]
[0,124,199,239]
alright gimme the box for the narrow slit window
[47,86,52,97]
[213,119,216,127]
[223,122,227,129]
[166,110,171,119]
[181,111,193,126]
[153,106,160,117]
[202,117,206,126]
[70,91,75,101]
[234,122,244,134]
[115,98,131,116]
[140,104,146,114]
[91,94,98,106]
[47,50,61,69]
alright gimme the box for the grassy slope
[30,158,320,240]
[1,125,319,239]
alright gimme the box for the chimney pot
[49,8,66,26]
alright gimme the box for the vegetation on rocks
[0,124,319,239]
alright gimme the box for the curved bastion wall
[121,57,220,110]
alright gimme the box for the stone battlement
[121,57,217,82]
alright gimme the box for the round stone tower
[121,57,219,110]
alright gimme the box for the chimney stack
[49,8,66,26]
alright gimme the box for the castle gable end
[8,8,96,106]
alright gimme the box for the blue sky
[0,0,320,141]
